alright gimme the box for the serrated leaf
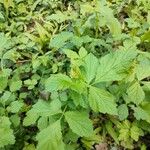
[9,80,22,92]
[118,120,130,142]
[0,33,8,52]
[45,74,72,92]
[105,121,119,144]
[65,111,93,137]
[49,32,73,49]
[37,117,49,131]
[88,86,117,115]
[136,55,150,80]
[8,101,23,113]
[132,105,150,123]
[130,125,143,141]
[0,116,15,148]
[95,50,137,83]
[84,53,99,84]
[23,99,62,126]
[126,81,145,105]
[118,104,129,120]
[36,120,64,150]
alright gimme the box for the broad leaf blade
[88,86,117,115]
[95,50,137,83]
[23,99,62,126]
[36,120,64,150]
[125,81,145,105]
[45,74,72,92]
[65,111,93,137]
[0,116,15,148]
[84,53,99,84]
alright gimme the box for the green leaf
[45,74,72,92]
[23,99,62,126]
[98,2,121,36]
[7,101,23,113]
[0,116,15,148]
[79,47,87,58]
[23,144,36,150]
[65,111,93,137]
[35,22,49,41]
[118,120,130,142]
[118,104,129,120]
[63,49,79,59]
[9,80,22,92]
[130,125,143,141]
[47,11,76,23]
[136,55,150,80]
[36,120,64,150]
[0,33,8,53]
[37,117,49,131]
[84,53,99,84]
[10,114,20,127]
[132,105,150,123]
[95,50,137,83]
[49,32,73,49]
[105,121,119,144]
[125,81,145,105]
[0,76,8,93]
[88,86,117,115]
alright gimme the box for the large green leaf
[65,111,93,137]
[7,101,24,113]
[95,50,137,83]
[36,120,64,150]
[132,105,150,123]
[125,81,145,105]
[83,53,99,84]
[23,100,62,126]
[136,55,150,80]
[88,86,117,115]
[0,116,15,148]
[45,74,72,92]
[49,32,73,49]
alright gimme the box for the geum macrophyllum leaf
[36,120,64,150]
[49,32,73,49]
[83,53,99,84]
[88,86,118,115]
[0,116,15,148]
[136,55,150,80]
[132,102,150,123]
[23,99,62,126]
[95,49,137,83]
[125,81,145,105]
[118,104,129,121]
[65,111,93,137]
[45,74,72,92]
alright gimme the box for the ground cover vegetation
[0,0,150,149]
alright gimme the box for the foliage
[0,0,150,149]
